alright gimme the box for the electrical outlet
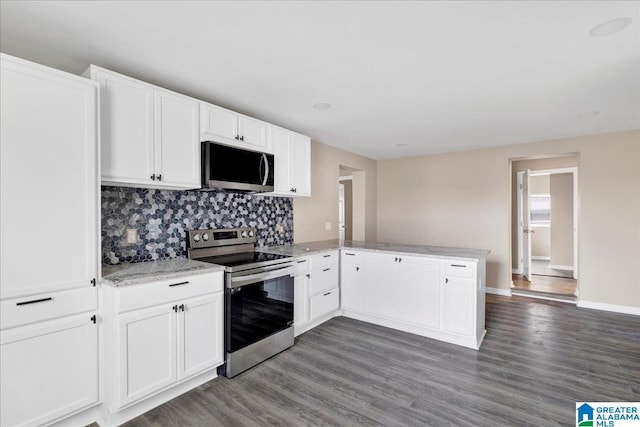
[277,224,284,234]
[325,222,332,231]
[125,228,138,245]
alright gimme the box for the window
[530,194,550,226]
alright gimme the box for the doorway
[511,158,579,302]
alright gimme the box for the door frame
[528,167,578,280]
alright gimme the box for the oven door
[226,268,294,353]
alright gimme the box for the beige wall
[550,173,574,266]
[511,156,579,269]
[342,179,353,240]
[531,226,550,259]
[377,129,640,308]
[530,174,550,194]
[294,141,377,243]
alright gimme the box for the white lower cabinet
[0,313,98,427]
[341,249,485,349]
[104,272,224,415]
[310,288,339,319]
[293,271,310,335]
[442,277,475,336]
[118,304,177,407]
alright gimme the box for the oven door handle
[229,267,294,289]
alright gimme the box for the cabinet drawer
[293,257,310,275]
[310,250,339,269]
[309,266,339,295]
[115,271,223,313]
[1,287,97,330]
[341,250,362,264]
[310,287,339,320]
[444,261,475,279]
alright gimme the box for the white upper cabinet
[1,54,98,300]
[88,66,200,190]
[267,126,311,197]
[155,88,200,187]
[200,102,269,152]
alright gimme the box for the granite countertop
[101,258,225,287]
[261,240,490,261]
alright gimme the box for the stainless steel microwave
[201,142,275,193]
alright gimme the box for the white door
[155,89,200,188]
[200,103,238,142]
[118,304,177,407]
[442,277,474,336]
[363,254,398,318]
[340,263,363,311]
[397,257,440,328]
[294,274,310,334]
[522,169,533,280]
[0,314,98,427]
[238,116,268,151]
[178,294,223,380]
[1,56,98,299]
[96,68,155,184]
[338,184,346,241]
[269,127,292,194]
[290,134,311,196]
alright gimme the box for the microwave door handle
[261,153,269,185]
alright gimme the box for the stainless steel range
[187,227,295,378]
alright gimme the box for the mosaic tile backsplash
[101,186,293,265]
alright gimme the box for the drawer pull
[323,291,332,296]
[323,254,331,258]
[445,278,449,284]
[91,315,97,324]
[169,281,190,287]
[451,264,467,268]
[297,260,307,264]
[345,253,355,256]
[16,297,53,306]
[322,268,331,272]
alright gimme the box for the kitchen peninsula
[264,240,489,350]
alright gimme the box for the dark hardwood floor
[123,295,640,427]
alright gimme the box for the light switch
[325,222,332,231]
[125,228,138,245]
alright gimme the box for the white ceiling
[1,1,638,160]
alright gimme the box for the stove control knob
[248,230,255,237]
[241,231,248,238]
[193,234,201,242]
[202,233,209,241]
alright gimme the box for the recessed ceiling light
[579,111,600,117]
[312,103,331,110]
[589,17,632,37]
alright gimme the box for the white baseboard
[531,256,550,261]
[548,264,574,271]
[511,268,522,274]
[486,287,512,297]
[511,290,576,304]
[577,300,640,316]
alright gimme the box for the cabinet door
[397,257,440,328]
[442,277,475,336]
[155,89,200,188]
[290,133,311,196]
[118,304,177,407]
[96,68,155,184]
[178,293,223,380]
[0,314,98,427]
[1,57,98,299]
[341,263,363,312]
[238,115,268,151]
[363,254,398,318]
[200,102,238,142]
[294,274,310,333]
[269,127,292,194]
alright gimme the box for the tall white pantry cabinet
[0,54,100,426]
